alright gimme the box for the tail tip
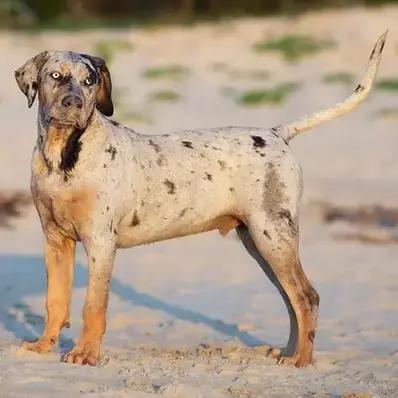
[370,30,388,60]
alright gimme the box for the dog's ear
[82,55,114,116]
[15,51,50,108]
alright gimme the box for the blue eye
[51,72,61,80]
[85,77,94,86]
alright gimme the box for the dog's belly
[116,213,240,248]
[116,177,242,247]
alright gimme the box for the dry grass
[0,191,31,228]
[320,202,398,245]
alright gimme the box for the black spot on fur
[305,286,320,308]
[354,84,365,93]
[270,127,279,138]
[105,145,117,160]
[32,81,38,91]
[205,173,213,181]
[37,134,43,147]
[179,208,189,218]
[182,141,193,149]
[106,206,110,211]
[149,139,161,153]
[57,74,72,86]
[308,330,315,343]
[109,219,113,232]
[130,211,140,227]
[59,127,85,181]
[91,257,96,263]
[278,209,296,232]
[163,179,176,194]
[110,119,121,127]
[83,63,98,85]
[251,135,266,148]
[263,230,271,239]
[380,40,385,54]
[229,187,235,192]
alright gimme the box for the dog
[14,32,386,367]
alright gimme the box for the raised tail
[280,31,388,143]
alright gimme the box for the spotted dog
[14,32,387,367]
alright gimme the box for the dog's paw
[62,344,99,366]
[22,338,55,354]
[277,353,312,368]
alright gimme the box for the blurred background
[0,0,397,28]
[0,1,397,396]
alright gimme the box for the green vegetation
[150,90,180,102]
[143,65,189,80]
[94,40,134,64]
[375,107,398,118]
[254,35,335,61]
[322,72,354,85]
[238,83,298,106]
[376,78,398,91]
[117,109,153,126]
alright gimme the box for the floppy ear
[82,55,114,116]
[15,51,50,108]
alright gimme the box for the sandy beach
[0,6,397,397]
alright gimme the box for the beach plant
[375,107,398,118]
[254,34,335,62]
[143,65,189,80]
[116,108,153,126]
[150,90,180,102]
[238,82,298,106]
[376,78,398,91]
[94,40,134,64]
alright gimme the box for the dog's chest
[33,171,95,238]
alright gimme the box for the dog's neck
[35,108,99,181]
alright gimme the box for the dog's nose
[62,95,83,109]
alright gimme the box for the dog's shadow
[0,254,264,351]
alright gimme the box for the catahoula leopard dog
[14,32,386,367]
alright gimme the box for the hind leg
[237,217,319,367]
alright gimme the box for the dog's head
[15,51,113,129]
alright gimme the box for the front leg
[23,233,75,353]
[63,238,115,366]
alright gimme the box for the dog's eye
[85,77,94,86]
[51,72,61,80]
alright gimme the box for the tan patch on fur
[216,215,241,235]
[43,123,72,165]
[52,188,95,236]
[22,236,75,354]
[59,63,71,75]
[82,307,106,340]
[32,150,48,176]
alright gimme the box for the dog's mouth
[48,116,86,130]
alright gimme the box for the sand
[0,5,397,397]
